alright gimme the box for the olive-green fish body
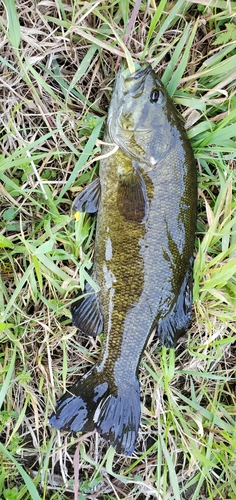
[50,64,197,455]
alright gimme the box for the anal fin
[71,282,103,336]
[157,261,193,348]
[73,177,101,213]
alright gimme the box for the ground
[0,1,236,499]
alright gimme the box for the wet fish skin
[50,64,197,455]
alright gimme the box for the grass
[0,0,236,498]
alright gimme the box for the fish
[50,63,197,455]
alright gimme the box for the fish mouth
[124,64,151,81]
[122,64,151,96]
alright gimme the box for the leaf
[32,255,43,293]
[57,117,105,200]
[3,0,21,50]
[159,435,181,500]
[0,235,14,249]
[0,323,14,330]
[0,346,16,408]
[2,208,16,222]
[34,240,54,255]
[2,263,35,320]
[167,20,198,96]
[141,0,167,59]
[214,23,236,45]
[0,442,41,500]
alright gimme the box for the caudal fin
[50,367,140,455]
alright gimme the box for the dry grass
[0,1,236,499]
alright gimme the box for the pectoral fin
[157,261,193,348]
[117,170,147,223]
[71,282,103,336]
[73,178,101,213]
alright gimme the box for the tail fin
[50,367,140,456]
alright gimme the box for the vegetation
[0,0,235,498]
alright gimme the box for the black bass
[50,64,197,455]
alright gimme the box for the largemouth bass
[50,64,197,455]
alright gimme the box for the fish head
[107,64,178,166]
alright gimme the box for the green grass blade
[141,0,168,60]
[149,0,191,51]
[160,435,181,500]
[57,117,105,200]
[3,0,21,50]
[2,263,35,320]
[0,345,16,408]
[0,442,41,500]
[167,21,198,96]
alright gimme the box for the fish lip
[124,64,151,82]
[121,64,151,96]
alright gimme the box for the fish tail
[50,367,140,455]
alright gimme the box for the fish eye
[150,88,160,103]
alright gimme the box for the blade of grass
[0,442,41,500]
[160,435,181,500]
[0,345,16,408]
[141,0,168,60]
[166,21,198,96]
[2,263,35,321]
[67,26,125,58]
[2,0,20,50]
[149,0,192,53]
[161,22,193,85]
[57,117,105,200]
